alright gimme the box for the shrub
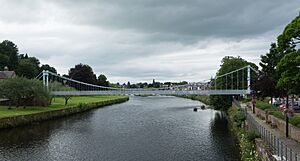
[0,77,50,106]
[245,130,260,142]
[289,115,300,128]
[272,111,285,120]
[256,101,272,111]
[233,110,246,127]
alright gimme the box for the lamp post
[252,91,256,114]
[285,87,289,138]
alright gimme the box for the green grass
[289,114,300,128]
[256,100,273,111]
[0,95,127,118]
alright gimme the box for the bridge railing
[38,65,257,96]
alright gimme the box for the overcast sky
[0,0,299,83]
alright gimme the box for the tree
[68,63,96,84]
[210,56,258,110]
[252,73,280,99]
[97,74,109,87]
[258,13,300,99]
[0,77,50,107]
[260,43,280,77]
[0,54,9,70]
[40,64,57,74]
[16,57,40,79]
[0,40,19,70]
[276,51,300,95]
[278,13,300,52]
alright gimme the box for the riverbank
[0,95,129,129]
[175,95,210,105]
[228,104,260,161]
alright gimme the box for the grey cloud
[0,0,299,82]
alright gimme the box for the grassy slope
[0,95,127,118]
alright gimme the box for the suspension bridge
[36,65,258,96]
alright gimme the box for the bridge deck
[51,89,251,96]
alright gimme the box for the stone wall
[255,138,277,161]
[261,111,300,143]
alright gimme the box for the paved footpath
[241,103,300,160]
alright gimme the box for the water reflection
[210,111,240,161]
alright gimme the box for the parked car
[279,104,288,111]
[279,101,300,112]
[271,98,286,106]
[293,101,300,111]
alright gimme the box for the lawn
[0,95,127,118]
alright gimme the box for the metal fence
[246,110,299,161]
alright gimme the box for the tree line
[0,41,110,87]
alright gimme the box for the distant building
[0,66,16,80]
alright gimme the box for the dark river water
[0,96,240,161]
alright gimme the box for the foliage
[255,101,272,111]
[260,43,280,78]
[289,115,300,128]
[210,56,258,111]
[16,58,40,79]
[239,130,260,161]
[233,110,246,127]
[272,111,285,120]
[97,74,109,87]
[245,130,260,142]
[0,54,9,70]
[252,73,282,99]
[40,64,57,74]
[241,97,252,103]
[276,51,300,95]
[68,63,97,84]
[0,77,50,107]
[0,40,19,70]
[258,13,300,98]
[228,106,260,161]
[210,95,233,110]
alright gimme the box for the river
[0,96,240,161]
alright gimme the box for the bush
[256,101,272,111]
[228,106,260,161]
[289,115,300,128]
[272,111,285,120]
[245,130,260,142]
[209,95,233,110]
[0,77,50,106]
[233,110,246,127]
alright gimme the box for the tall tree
[16,57,40,79]
[0,40,19,70]
[97,74,109,87]
[260,43,280,78]
[40,64,57,74]
[276,51,300,95]
[210,56,258,110]
[0,54,9,70]
[68,63,96,84]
